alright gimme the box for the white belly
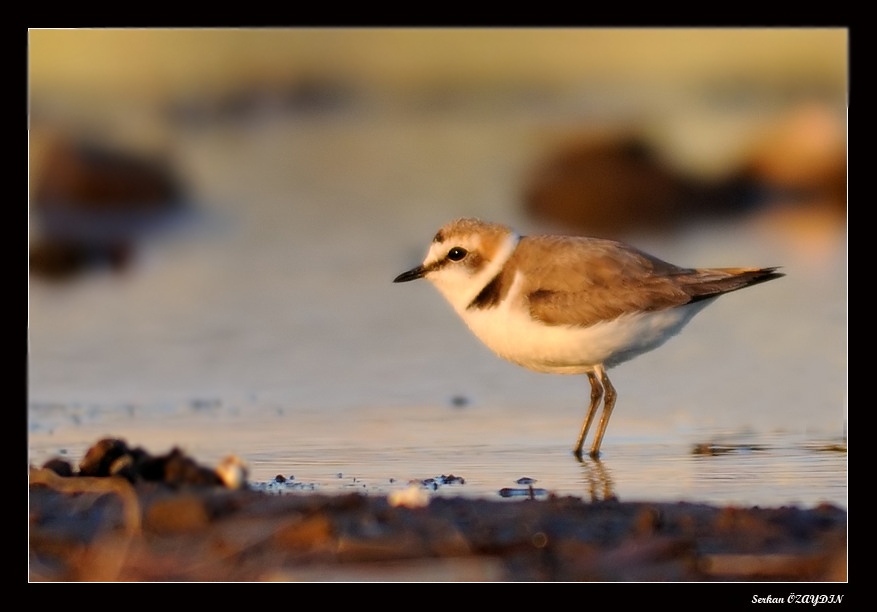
[458,288,713,375]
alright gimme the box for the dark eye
[447,247,467,261]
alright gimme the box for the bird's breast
[457,291,713,374]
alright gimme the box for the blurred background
[28,29,847,506]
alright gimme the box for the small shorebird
[394,217,784,458]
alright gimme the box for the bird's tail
[686,267,785,302]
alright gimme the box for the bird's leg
[589,368,617,458]
[574,370,603,458]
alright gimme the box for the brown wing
[516,235,782,327]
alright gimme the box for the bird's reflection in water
[576,455,617,502]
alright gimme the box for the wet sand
[29,439,847,583]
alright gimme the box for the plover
[394,217,784,458]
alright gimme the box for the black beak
[394,265,427,283]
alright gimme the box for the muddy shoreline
[28,439,847,582]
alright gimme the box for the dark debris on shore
[29,438,847,582]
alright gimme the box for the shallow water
[28,104,847,509]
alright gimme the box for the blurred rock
[41,458,74,478]
[522,132,749,238]
[523,103,846,238]
[29,137,187,280]
[144,494,212,533]
[47,437,239,488]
